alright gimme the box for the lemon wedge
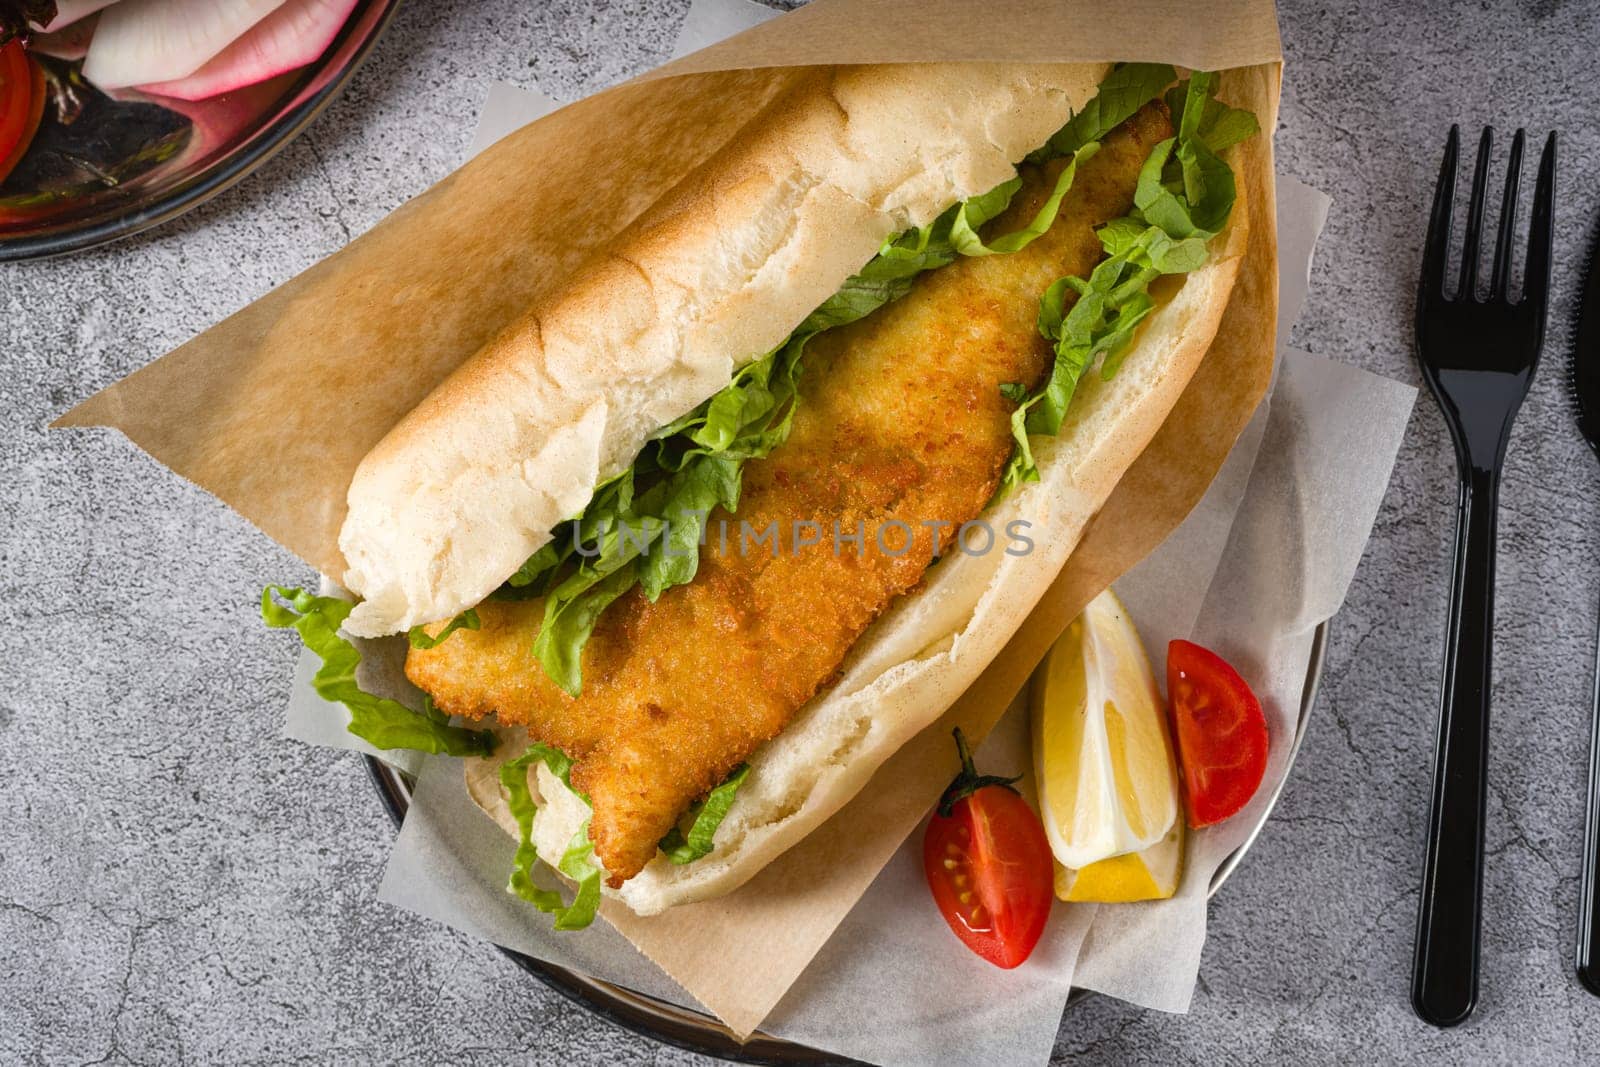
[1055,818,1184,902]
[1030,587,1180,871]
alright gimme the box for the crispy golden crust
[406,103,1174,885]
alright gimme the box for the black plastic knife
[1570,213,1600,996]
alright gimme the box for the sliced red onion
[83,0,285,89]
[136,0,357,101]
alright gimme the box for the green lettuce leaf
[658,764,751,864]
[261,587,495,757]
[998,71,1255,492]
[636,453,742,597]
[802,234,950,330]
[1130,73,1258,241]
[533,560,642,698]
[1164,74,1260,155]
[1026,62,1177,163]
[950,145,1100,257]
[406,608,481,650]
[500,743,602,930]
[505,540,567,595]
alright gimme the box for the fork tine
[1421,126,1459,301]
[1521,131,1557,310]
[1458,127,1494,300]
[1489,129,1525,300]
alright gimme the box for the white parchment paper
[284,4,1417,1061]
[373,343,1414,1067]
[1067,349,1414,1017]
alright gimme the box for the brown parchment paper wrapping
[57,0,1282,1039]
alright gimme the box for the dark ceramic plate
[366,624,1325,1064]
[0,0,401,261]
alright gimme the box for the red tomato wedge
[1166,640,1269,827]
[0,42,43,186]
[922,729,1053,969]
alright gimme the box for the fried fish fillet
[407,103,1174,885]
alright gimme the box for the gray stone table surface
[4,0,1599,1063]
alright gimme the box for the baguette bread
[462,161,1250,915]
[338,62,1109,638]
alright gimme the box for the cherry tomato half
[922,729,1053,969]
[1166,639,1269,827]
[0,40,42,186]
[0,40,31,155]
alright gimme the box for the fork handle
[1578,599,1600,996]
[1412,463,1499,1028]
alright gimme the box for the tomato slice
[1166,639,1269,827]
[0,41,40,185]
[923,730,1053,969]
[0,41,30,158]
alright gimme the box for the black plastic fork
[1411,125,1556,1029]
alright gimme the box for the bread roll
[338,62,1109,637]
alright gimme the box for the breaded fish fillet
[407,103,1174,885]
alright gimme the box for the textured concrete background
[5,0,1600,1063]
